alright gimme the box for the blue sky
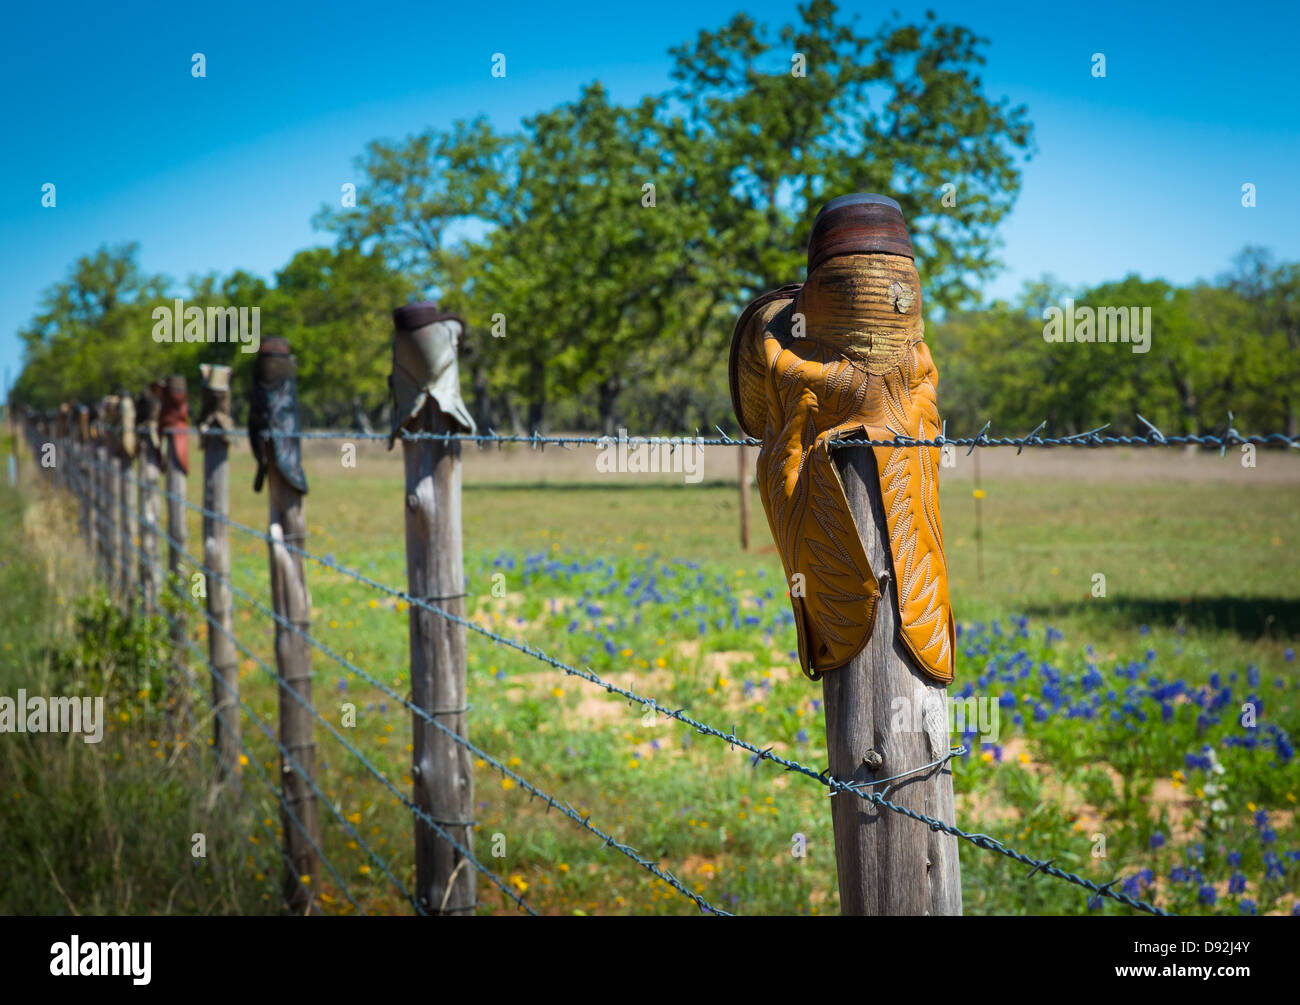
[4,0,1298,394]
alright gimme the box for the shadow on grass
[1022,596,1300,639]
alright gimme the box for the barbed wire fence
[14,404,1296,916]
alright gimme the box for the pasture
[3,433,1298,915]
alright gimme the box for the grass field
[3,432,1298,915]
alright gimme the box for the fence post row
[391,303,477,916]
[198,364,241,784]
[250,339,322,914]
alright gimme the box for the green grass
[0,466,270,915]
[4,437,1297,914]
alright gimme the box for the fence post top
[199,363,231,391]
[387,302,476,450]
[249,338,307,494]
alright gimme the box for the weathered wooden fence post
[102,397,123,598]
[64,406,76,504]
[97,401,116,586]
[728,194,961,915]
[136,386,163,616]
[56,405,74,522]
[390,303,476,915]
[198,365,240,783]
[117,393,138,607]
[79,406,95,556]
[825,448,962,914]
[162,377,192,722]
[250,340,320,913]
[161,376,190,598]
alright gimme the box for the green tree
[266,246,416,426]
[14,243,170,409]
[666,0,1034,310]
[315,3,1033,432]
[1222,247,1300,435]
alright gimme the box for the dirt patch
[703,650,756,675]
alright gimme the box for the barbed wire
[93,455,535,916]
[165,614,366,914]
[85,481,365,914]
[129,468,1169,915]
[49,434,1173,915]
[127,470,728,915]
[166,591,422,914]
[71,412,1300,451]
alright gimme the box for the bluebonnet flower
[1198,885,1216,906]
[1228,873,1247,894]
[1227,851,1242,866]
[1239,899,1257,915]
[1150,832,1166,850]
[796,729,808,744]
